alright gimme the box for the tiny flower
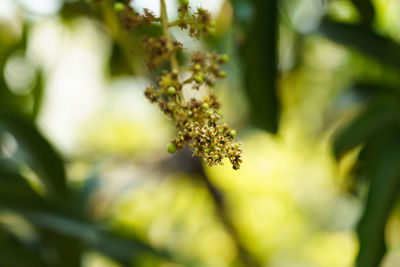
[218,71,227,78]
[194,63,202,71]
[167,142,177,153]
[167,86,176,95]
[114,2,125,12]
[220,54,229,63]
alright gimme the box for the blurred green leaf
[235,0,280,133]
[0,239,50,267]
[318,19,400,69]
[109,42,135,77]
[0,159,45,208]
[31,71,44,120]
[355,130,400,267]
[333,98,400,158]
[352,82,400,98]
[0,24,32,116]
[0,114,66,196]
[60,1,101,22]
[20,210,172,266]
[351,0,375,26]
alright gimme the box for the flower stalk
[115,0,243,170]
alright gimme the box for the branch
[160,0,179,70]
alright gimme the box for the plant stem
[168,18,195,28]
[160,0,179,70]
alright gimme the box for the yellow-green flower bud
[114,2,125,12]
[194,74,204,83]
[221,54,229,63]
[167,143,177,153]
[167,86,176,95]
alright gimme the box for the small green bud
[172,68,179,76]
[207,27,216,36]
[114,2,125,12]
[219,71,227,78]
[194,75,203,83]
[194,64,201,71]
[187,111,193,117]
[221,54,229,63]
[229,130,237,137]
[201,103,209,110]
[181,0,189,6]
[212,155,219,160]
[167,86,176,95]
[167,143,177,154]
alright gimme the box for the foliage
[319,1,400,266]
[1,0,400,266]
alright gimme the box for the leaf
[351,0,375,26]
[234,0,280,133]
[0,239,50,267]
[109,41,135,77]
[0,24,32,117]
[0,159,45,208]
[20,210,172,266]
[355,130,400,267]
[333,98,400,158]
[351,82,400,98]
[0,114,67,196]
[31,70,45,120]
[318,19,400,69]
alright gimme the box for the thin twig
[160,0,179,70]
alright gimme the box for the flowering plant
[115,0,242,169]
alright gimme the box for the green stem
[160,0,179,70]
[168,18,195,28]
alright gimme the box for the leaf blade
[318,19,400,69]
[355,130,400,267]
[235,0,280,133]
[0,114,67,195]
[333,98,400,158]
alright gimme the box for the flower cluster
[143,37,183,71]
[115,4,157,29]
[177,4,216,39]
[114,0,242,169]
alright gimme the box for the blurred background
[1,0,400,266]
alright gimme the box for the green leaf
[31,70,45,120]
[318,19,400,69]
[20,210,172,266]
[355,130,400,267]
[0,159,45,208]
[0,114,67,195]
[0,239,50,267]
[351,0,375,26]
[333,98,400,158]
[235,0,280,133]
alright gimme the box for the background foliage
[1,0,400,266]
